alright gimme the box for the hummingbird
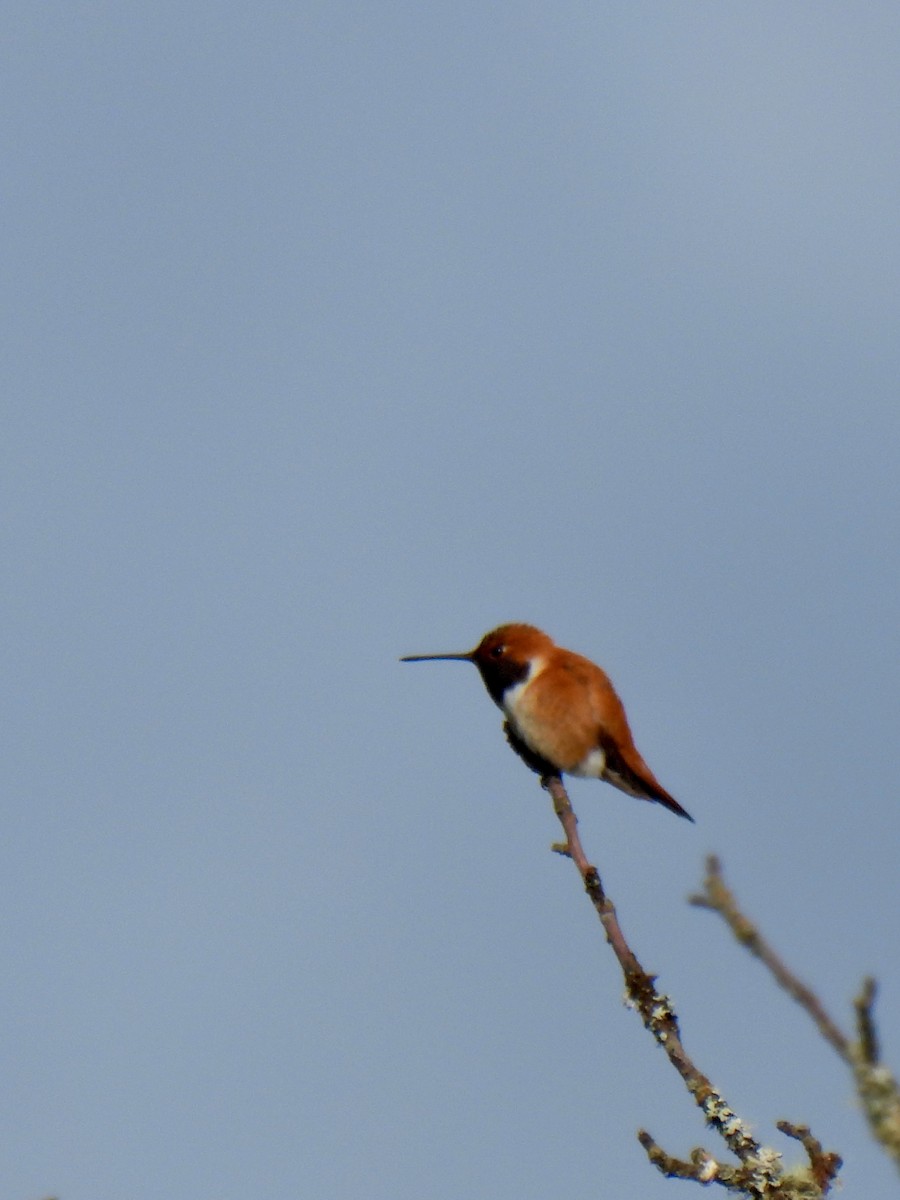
[401,623,693,821]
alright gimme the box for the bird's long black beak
[400,652,473,663]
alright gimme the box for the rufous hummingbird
[402,623,693,821]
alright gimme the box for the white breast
[571,746,607,779]
[501,657,546,724]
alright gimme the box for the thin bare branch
[690,855,900,1175]
[637,1130,722,1185]
[689,855,849,1061]
[854,976,879,1065]
[640,1126,839,1197]
[531,769,840,1196]
[776,1122,843,1193]
[850,978,900,1171]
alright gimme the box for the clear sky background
[3,4,899,1198]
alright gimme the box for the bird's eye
[490,644,505,658]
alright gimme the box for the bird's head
[402,623,554,706]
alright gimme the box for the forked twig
[517,748,841,1196]
[690,854,900,1175]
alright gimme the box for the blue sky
[3,4,899,1197]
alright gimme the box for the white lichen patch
[695,1155,719,1183]
[650,998,673,1022]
